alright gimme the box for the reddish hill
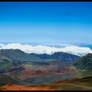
[22,66,78,76]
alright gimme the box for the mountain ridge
[0,49,80,62]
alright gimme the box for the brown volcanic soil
[0,84,61,91]
[0,77,92,91]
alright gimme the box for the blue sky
[0,2,92,44]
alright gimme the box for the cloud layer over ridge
[0,43,92,56]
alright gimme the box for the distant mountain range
[0,49,80,62]
[31,52,79,62]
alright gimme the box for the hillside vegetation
[0,56,12,71]
[74,53,92,78]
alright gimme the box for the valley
[0,49,91,91]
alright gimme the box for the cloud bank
[0,43,92,56]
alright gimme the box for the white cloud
[0,43,92,56]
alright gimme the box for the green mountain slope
[73,53,92,78]
[0,56,12,71]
